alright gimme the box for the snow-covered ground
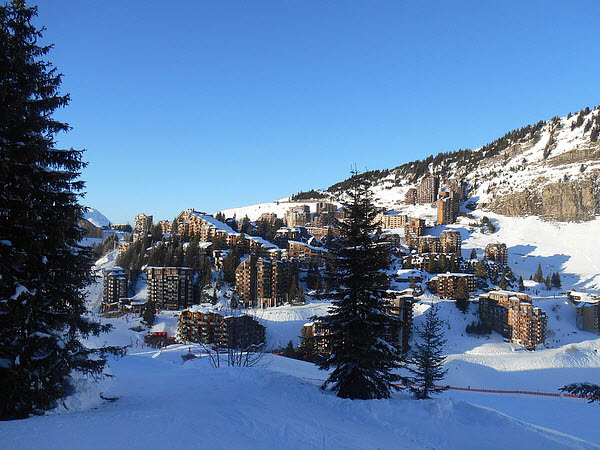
[3,194,600,448]
[1,348,597,449]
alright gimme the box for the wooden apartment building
[178,310,265,349]
[146,266,193,310]
[479,290,547,349]
[102,267,128,312]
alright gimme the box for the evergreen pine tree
[498,269,509,290]
[552,272,562,289]
[315,170,402,399]
[407,304,448,399]
[454,278,469,313]
[544,275,552,290]
[560,383,600,404]
[142,300,156,326]
[283,340,296,358]
[475,260,487,278]
[470,248,477,260]
[534,264,544,283]
[0,1,124,419]
[518,276,525,292]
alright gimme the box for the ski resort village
[3,1,600,449]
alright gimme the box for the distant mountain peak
[83,208,112,228]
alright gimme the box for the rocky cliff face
[485,176,599,221]
[323,105,600,222]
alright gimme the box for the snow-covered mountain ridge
[323,105,600,221]
[83,208,112,228]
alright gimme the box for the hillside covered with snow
[83,207,112,228]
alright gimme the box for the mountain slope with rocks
[322,105,600,221]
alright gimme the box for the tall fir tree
[534,263,544,283]
[407,304,448,399]
[0,1,124,419]
[316,170,402,399]
[454,278,469,313]
[518,276,525,292]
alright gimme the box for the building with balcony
[485,243,508,265]
[430,273,476,299]
[102,267,128,312]
[146,266,193,311]
[235,255,299,308]
[178,309,265,349]
[478,290,547,349]
[416,176,440,204]
[440,230,461,254]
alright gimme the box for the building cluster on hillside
[178,309,265,349]
[133,213,153,241]
[282,201,340,229]
[479,290,547,349]
[235,255,299,308]
[567,291,600,334]
[173,209,277,254]
[302,290,416,356]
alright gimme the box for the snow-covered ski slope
[1,351,597,449]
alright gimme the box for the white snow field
[0,350,597,450]
[3,193,600,447]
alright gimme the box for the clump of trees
[92,234,119,258]
[291,190,327,200]
[465,321,492,336]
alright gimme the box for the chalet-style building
[479,290,547,349]
[403,252,459,272]
[437,196,454,225]
[257,212,279,225]
[306,226,336,240]
[311,211,336,227]
[405,217,427,248]
[439,230,461,254]
[417,235,441,253]
[133,213,153,240]
[146,266,193,310]
[178,309,265,349]
[235,255,299,308]
[118,240,132,254]
[102,267,128,312]
[485,243,508,265]
[430,273,476,298]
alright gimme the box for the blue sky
[33,1,600,224]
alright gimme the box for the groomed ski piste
[2,209,600,449]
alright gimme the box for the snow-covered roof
[189,211,239,235]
